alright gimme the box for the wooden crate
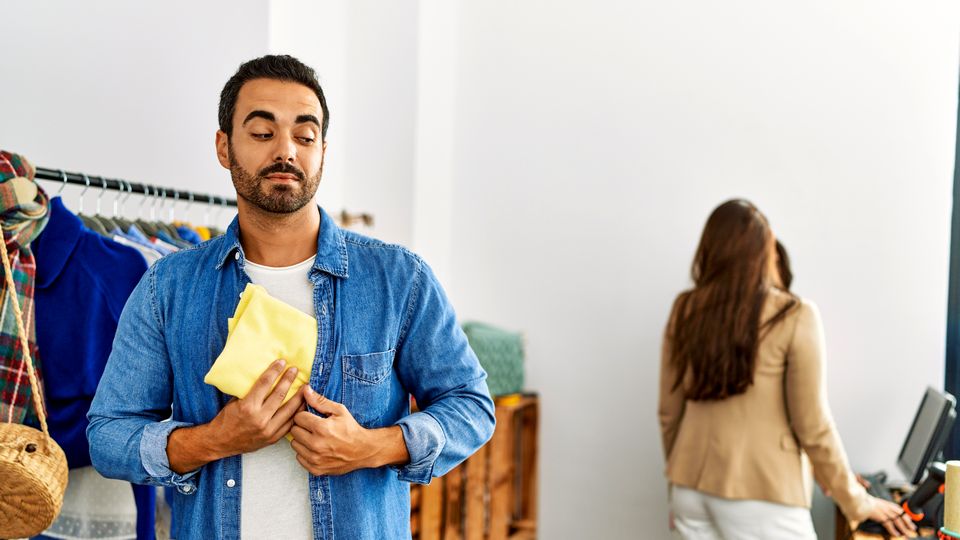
[412,394,539,540]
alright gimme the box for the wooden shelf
[412,394,539,540]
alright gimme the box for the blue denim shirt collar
[214,206,349,279]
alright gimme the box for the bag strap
[0,229,49,440]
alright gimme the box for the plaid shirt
[0,150,50,426]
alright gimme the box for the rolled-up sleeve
[393,259,496,484]
[87,263,199,493]
[394,411,446,483]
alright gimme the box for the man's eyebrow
[242,110,276,126]
[295,114,321,128]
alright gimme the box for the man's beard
[228,146,321,214]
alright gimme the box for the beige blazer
[658,289,871,521]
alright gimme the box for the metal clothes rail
[33,166,237,207]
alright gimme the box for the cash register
[856,386,956,534]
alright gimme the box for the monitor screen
[897,387,956,484]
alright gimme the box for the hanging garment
[111,234,163,266]
[174,225,201,245]
[0,150,49,427]
[39,467,141,540]
[78,214,110,237]
[154,230,189,250]
[150,237,180,254]
[124,225,172,256]
[32,195,152,540]
[33,196,148,465]
[192,225,211,242]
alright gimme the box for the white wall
[339,2,420,247]
[412,0,460,287]
[0,0,269,228]
[439,1,960,538]
[268,0,349,215]
[268,1,420,246]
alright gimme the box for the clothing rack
[33,166,238,207]
[33,166,375,227]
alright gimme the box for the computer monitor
[896,387,957,485]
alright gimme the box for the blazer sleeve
[785,300,872,521]
[658,303,686,461]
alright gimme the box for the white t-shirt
[239,254,316,539]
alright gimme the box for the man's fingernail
[277,359,286,367]
[289,367,298,375]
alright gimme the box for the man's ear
[319,140,328,176]
[216,131,230,169]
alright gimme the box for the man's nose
[273,135,297,163]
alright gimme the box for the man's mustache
[258,162,305,181]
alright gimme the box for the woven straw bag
[0,230,68,538]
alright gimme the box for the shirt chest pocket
[341,349,396,427]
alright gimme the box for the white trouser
[670,486,817,540]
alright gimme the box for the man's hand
[208,359,305,453]
[167,359,304,474]
[289,385,410,476]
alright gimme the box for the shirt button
[226,479,236,488]
[316,488,323,502]
[234,252,240,261]
[182,485,193,493]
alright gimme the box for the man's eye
[252,133,272,139]
[299,137,315,144]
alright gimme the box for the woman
[658,200,912,538]
[775,240,793,290]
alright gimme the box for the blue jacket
[87,207,495,540]
[33,197,149,467]
[32,196,153,538]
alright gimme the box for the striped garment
[0,150,49,426]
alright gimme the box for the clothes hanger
[135,185,160,237]
[123,181,149,238]
[165,190,187,243]
[113,180,134,231]
[77,174,110,237]
[86,176,113,232]
[153,188,183,243]
[56,170,67,198]
[184,192,207,240]
[183,191,195,228]
[208,196,227,237]
[203,194,212,228]
[169,190,199,245]
[94,177,121,233]
[191,194,213,241]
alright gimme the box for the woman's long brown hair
[670,200,798,401]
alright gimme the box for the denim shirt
[87,208,496,540]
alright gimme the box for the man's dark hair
[219,55,330,140]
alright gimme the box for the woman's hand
[866,497,916,538]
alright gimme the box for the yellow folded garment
[204,283,317,404]
[194,225,212,242]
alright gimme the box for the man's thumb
[304,385,340,416]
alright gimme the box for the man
[87,55,496,540]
